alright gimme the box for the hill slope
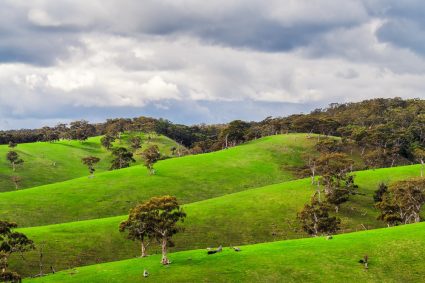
[11,164,423,277]
[0,134,318,227]
[26,222,425,283]
[0,133,181,192]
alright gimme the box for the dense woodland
[2,98,424,169]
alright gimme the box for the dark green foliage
[129,136,142,152]
[69,120,95,142]
[120,196,186,265]
[110,147,135,170]
[297,195,341,236]
[100,135,115,150]
[8,142,16,149]
[0,270,21,283]
[81,156,101,176]
[316,153,357,212]
[0,221,34,281]
[376,178,425,225]
[373,183,388,203]
[141,145,161,175]
[315,138,342,153]
[220,120,251,148]
[6,151,23,172]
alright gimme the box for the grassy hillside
[11,165,423,277]
[0,133,181,192]
[0,134,318,227]
[25,222,425,283]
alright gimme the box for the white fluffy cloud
[0,0,424,129]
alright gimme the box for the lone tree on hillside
[10,176,22,190]
[110,147,135,170]
[141,145,161,175]
[8,141,17,149]
[81,156,101,177]
[0,221,35,280]
[100,135,116,150]
[316,152,357,213]
[376,178,425,226]
[6,151,23,172]
[121,196,186,265]
[129,136,142,152]
[297,194,341,237]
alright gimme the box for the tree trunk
[313,212,318,236]
[1,255,8,274]
[12,162,16,172]
[160,238,168,265]
[421,159,424,178]
[141,242,147,257]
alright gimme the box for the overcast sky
[1,0,425,130]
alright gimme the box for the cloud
[0,0,424,129]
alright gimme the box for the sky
[1,0,425,130]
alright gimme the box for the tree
[10,176,21,190]
[100,135,115,150]
[119,204,155,257]
[376,178,425,225]
[8,141,16,149]
[129,136,142,152]
[6,151,23,172]
[81,156,101,177]
[110,147,135,170]
[219,120,250,148]
[316,153,357,212]
[297,194,340,237]
[69,120,95,142]
[141,145,161,175]
[413,147,425,177]
[0,221,35,279]
[373,182,388,203]
[122,196,186,265]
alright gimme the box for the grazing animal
[358,255,369,269]
[143,269,149,277]
[207,245,223,255]
[233,247,241,252]
[326,236,333,240]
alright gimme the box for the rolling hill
[25,222,425,283]
[10,164,423,277]
[0,133,182,192]
[0,134,319,227]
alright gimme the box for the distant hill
[0,133,181,192]
[0,134,320,227]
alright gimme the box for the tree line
[2,98,424,164]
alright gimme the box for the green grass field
[10,164,423,277]
[0,133,181,192]
[25,222,425,283]
[2,133,423,281]
[0,134,318,227]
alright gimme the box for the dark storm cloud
[0,0,425,130]
[0,0,369,65]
